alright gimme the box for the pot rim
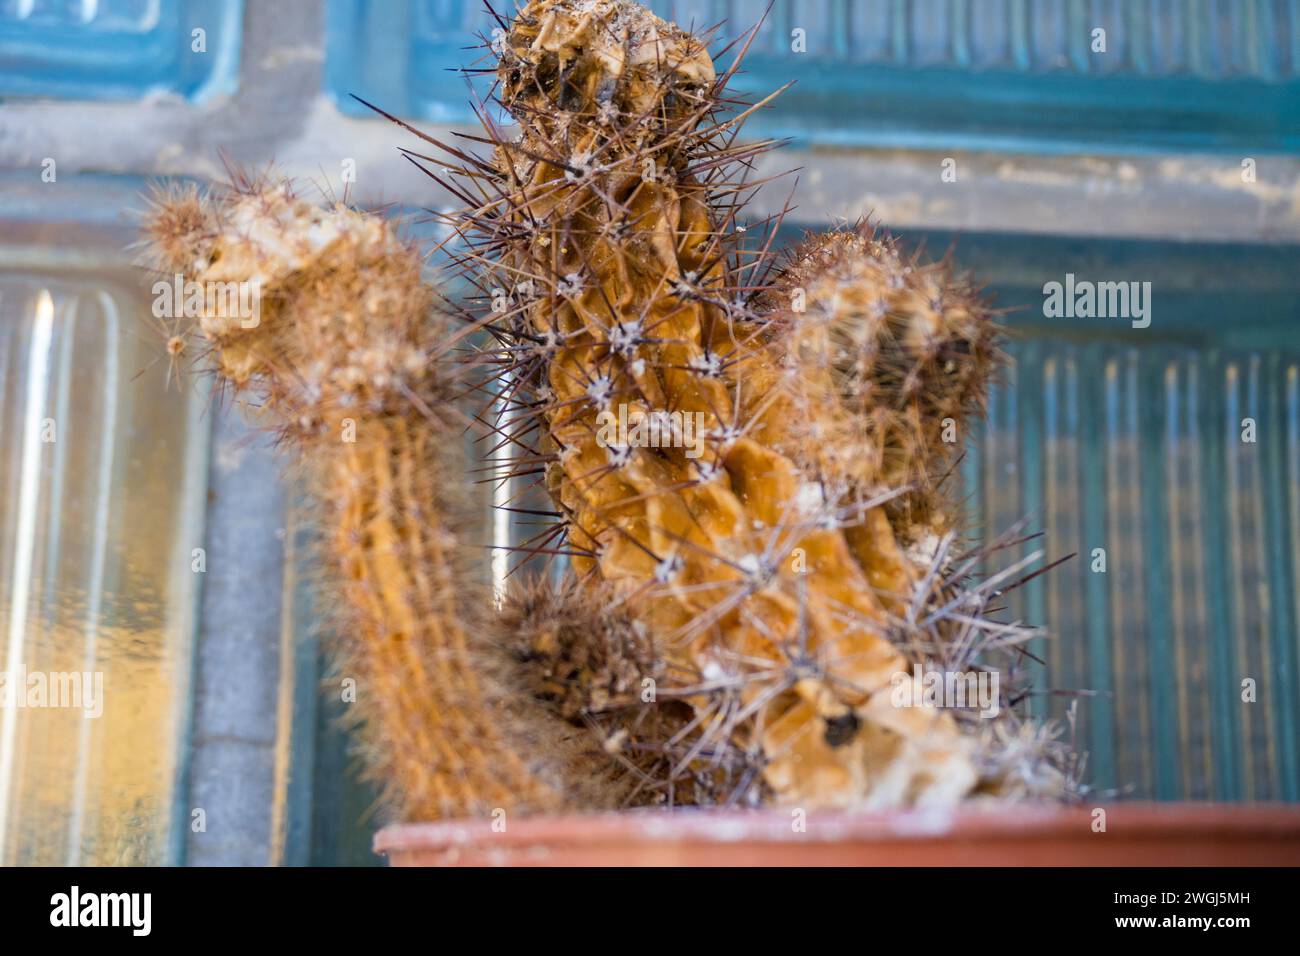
[375,802,1300,855]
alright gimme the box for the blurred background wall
[1,0,1298,865]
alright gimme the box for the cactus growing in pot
[142,0,1077,827]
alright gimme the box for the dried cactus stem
[143,180,613,820]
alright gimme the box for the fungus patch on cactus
[143,0,1080,821]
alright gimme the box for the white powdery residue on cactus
[906,530,943,569]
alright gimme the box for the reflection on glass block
[0,0,242,102]
[0,262,208,865]
[325,0,1300,151]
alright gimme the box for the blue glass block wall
[0,0,242,102]
[939,230,1300,802]
[326,0,1300,152]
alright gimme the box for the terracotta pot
[375,803,1300,866]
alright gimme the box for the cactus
[142,179,623,820]
[420,0,1068,807]
[764,225,1003,541]
[144,0,1076,822]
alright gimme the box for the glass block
[0,216,209,864]
[0,0,242,102]
[938,228,1300,802]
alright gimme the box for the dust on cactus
[143,0,1078,821]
